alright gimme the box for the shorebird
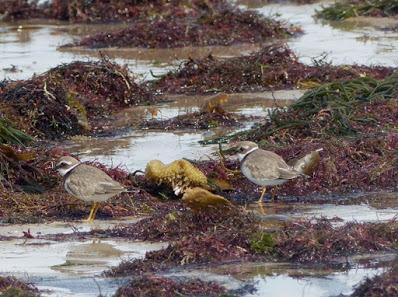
[226,141,305,208]
[54,156,125,223]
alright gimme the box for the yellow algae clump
[145,159,207,195]
[200,93,229,114]
[182,187,231,211]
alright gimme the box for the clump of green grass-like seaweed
[0,276,38,297]
[0,118,32,145]
[263,74,398,139]
[316,0,398,21]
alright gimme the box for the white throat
[238,147,258,162]
[58,163,80,176]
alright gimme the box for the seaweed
[114,275,226,297]
[141,111,250,130]
[105,216,398,277]
[71,8,301,49]
[50,0,223,23]
[0,276,38,297]
[316,0,398,21]
[0,0,47,21]
[351,262,398,297]
[0,118,32,145]
[274,218,398,263]
[0,60,157,139]
[262,74,398,139]
[150,44,394,94]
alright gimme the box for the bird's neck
[238,147,258,162]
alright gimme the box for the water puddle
[67,130,218,171]
[0,22,169,80]
[0,216,141,237]
[61,43,262,64]
[254,2,398,66]
[250,203,398,225]
[166,259,391,297]
[0,218,167,296]
[249,191,398,224]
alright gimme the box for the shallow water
[167,260,390,297]
[65,91,301,170]
[0,23,170,80]
[0,219,167,296]
[249,201,398,225]
[255,2,398,66]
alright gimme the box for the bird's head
[223,141,259,161]
[54,156,80,176]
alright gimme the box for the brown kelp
[150,44,394,94]
[0,59,156,139]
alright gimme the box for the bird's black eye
[239,147,245,152]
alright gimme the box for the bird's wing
[243,150,283,180]
[278,167,303,180]
[66,165,125,198]
[245,150,299,180]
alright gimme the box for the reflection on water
[249,202,398,224]
[243,267,382,297]
[68,130,218,171]
[167,261,388,297]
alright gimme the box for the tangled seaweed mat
[141,110,253,130]
[1,0,229,22]
[351,262,398,297]
[0,59,156,139]
[104,208,398,277]
[72,7,300,49]
[114,275,226,297]
[150,43,395,94]
[0,276,38,297]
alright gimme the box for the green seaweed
[250,232,275,254]
[316,0,398,21]
[267,74,398,137]
[0,118,32,145]
[65,92,90,131]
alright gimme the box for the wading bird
[226,141,305,209]
[54,156,125,223]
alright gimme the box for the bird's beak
[53,162,60,171]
